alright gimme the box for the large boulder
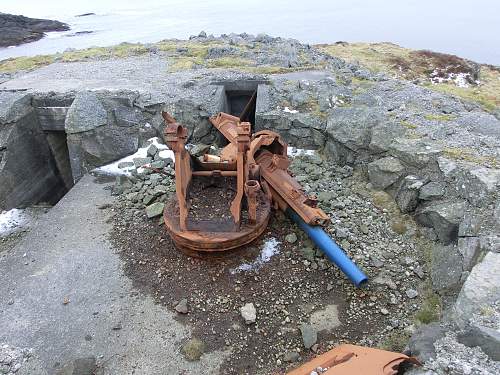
[419,182,445,201]
[454,252,500,360]
[456,166,500,207]
[457,237,480,271]
[389,139,442,168]
[415,201,466,244]
[325,107,402,164]
[0,92,32,124]
[430,244,463,292]
[454,252,500,327]
[395,175,424,213]
[65,91,107,134]
[457,323,500,361]
[367,156,405,189]
[408,323,446,363]
[67,125,139,181]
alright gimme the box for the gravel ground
[107,152,430,374]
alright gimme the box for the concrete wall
[0,109,66,210]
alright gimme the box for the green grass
[379,331,412,352]
[0,55,55,72]
[400,120,418,129]
[424,113,455,121]
[206,57,253,68]
[443,147,498,167]
[414,290,442,324]
[319,42,500,112]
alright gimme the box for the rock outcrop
[0,12,69,47]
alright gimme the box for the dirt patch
[108,210,420,373]
[107,154,430,374]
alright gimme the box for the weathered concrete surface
[0,109,66,210]
[0,175,227,374]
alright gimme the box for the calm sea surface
[0,0,499,65]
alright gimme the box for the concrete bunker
[0,94,73,210]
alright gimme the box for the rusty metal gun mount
[161,109,328,255]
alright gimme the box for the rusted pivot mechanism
[161,109,327,255]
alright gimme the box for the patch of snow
[230,237,281,274]
[0,209,29,237]
[283,106,298,114]
[93,137,174,176]
[429,69,476,88]
[287,147,317,157]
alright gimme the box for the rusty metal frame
[162,106,330,254]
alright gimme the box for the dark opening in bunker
[220,80,264,126]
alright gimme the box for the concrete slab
[0,175,227,374]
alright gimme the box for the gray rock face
[457,237,480,271]
[67,125,139,181]
[325,107,402,164]
[419,182,445,201]
[431,244,463,292]
[456,167,500,207]
[389,139,442,168]
[415,201,466,244]
[395,175,424,213]
[408,323,445,362]
[113,105,144,127]
[65,91,107,134]
[0,92,32,124]
[457,324,500,361]
[454,252,500,327]
[367,156,405,189]
[145,202,164,218]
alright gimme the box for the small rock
[175,298,188,314]
[240,303,257,324]
[300,324,317,349]
[189,144,210,157]
[145,202,165,218]
[147,144,159,158]
[181,338,205,361]
[133,157,152,168]
[285,233,298,244]
[283,351,299,362]
[117,161,134,169]
[380,308,389,315]
[405,289,419,299]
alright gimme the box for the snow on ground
[429,69,476,88]
[0,209,29,237]
[283,106,298,114]
[230,237,281,274]
[287,147,317,157]
[93,137,174,176]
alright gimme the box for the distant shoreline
[0,12,69,48]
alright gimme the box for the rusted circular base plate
[163,192,271,255]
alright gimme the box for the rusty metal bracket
[162,104,330,255]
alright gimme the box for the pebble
[285,233,298,244]
[405,289,419,299]
[175,298,189,314]
[300,324,317,349]
[240,303,257,324]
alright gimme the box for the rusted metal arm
[163,111,191,231]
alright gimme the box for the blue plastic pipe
[286,208,368,287]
